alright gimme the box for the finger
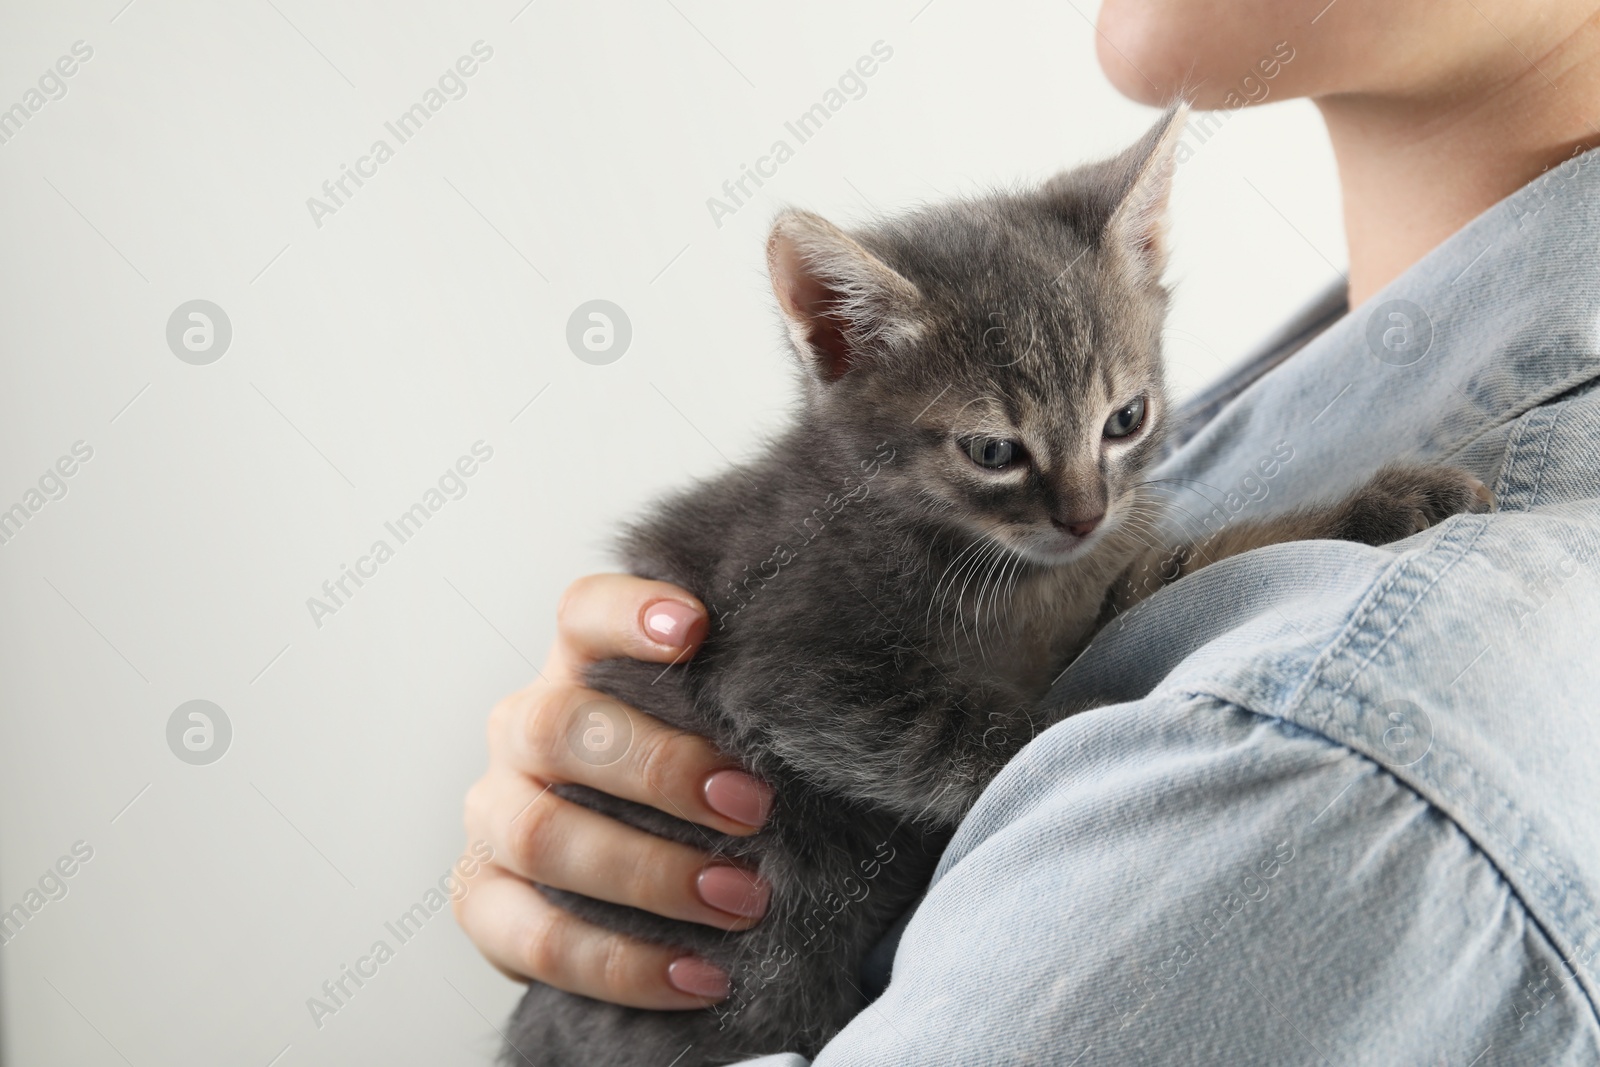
[502,684,774,835]
[548,574,708,681]
[454,864,730,1009]
[466,770,769,930]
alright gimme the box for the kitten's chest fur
[635,452,1143,790]
[823,517,1129,698]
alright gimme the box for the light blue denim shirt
[742,147,1600,1064]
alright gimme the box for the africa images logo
[166,300,232,365]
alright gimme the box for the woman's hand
[455,574,774,1009]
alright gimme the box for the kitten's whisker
[933,545,971,650]
[1125,508,1171,534]
[954,540,1002,653]
[979,545,1017,662]
[1134,476,1233,502]
[1130,495,1222,545]
[1121,490,1166,516]
[971,544,1008,662]
[1109,508,1163,540]
[951,541,989,649]
[982,543,1016,641]
[981,552,1008,645]
[1114,514,1168,549]
[983,550,1024,656]
[1131,478,1240,533]
[1011,549,1032,595]
[953,536,1006,652]
[935,539,985,651]
[991,549,1025,637]
[1111,523,1175,571]
[1005,553,1026,613]
[927,535,988,642]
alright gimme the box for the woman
[457,1,1600,1060]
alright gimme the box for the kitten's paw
[1341,464,1495,545]
[1376,463,1496,528]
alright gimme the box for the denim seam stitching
[1275,520,1480,722]
[1326,520,1486,704]
[1527,402,1564,507]
[1263,402,1600,1026]
[1493,405,1534,502]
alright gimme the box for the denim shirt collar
[1164,144,1600,515]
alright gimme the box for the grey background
[0,1,1343,1063]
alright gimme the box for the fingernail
[667,956,730,999]
[697,865,770,919]
[703,769,774,829]
[643,600,699,646]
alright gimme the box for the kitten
[504,107,1491,1066]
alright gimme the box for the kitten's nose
[1053,513,1103,538]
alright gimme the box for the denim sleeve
[737,695,1600,1066]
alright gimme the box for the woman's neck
[1317,8,1600,307]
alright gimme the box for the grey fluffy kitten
[504,108,1490,1066]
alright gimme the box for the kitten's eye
[963,437,1022,470]
[1103,396,1147,439]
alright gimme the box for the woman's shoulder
[841,692,1600,1064]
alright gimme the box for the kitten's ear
[1048,103,1189,285]
[767,210,923,383]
